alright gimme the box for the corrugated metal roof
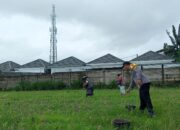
[131,51,173,61]
[51,56,86,67]
[86,63,122,70]
[0,61,20,72]
[51,66,86,73]
[21,59,50,68]
[141,63,180,69]
[88,54,124,64]
[131,60,174,65]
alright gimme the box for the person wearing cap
[122,61,155,117]
[82,76,94,97]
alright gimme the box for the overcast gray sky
[0,0,179,64]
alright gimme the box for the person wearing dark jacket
[82,76,94,97]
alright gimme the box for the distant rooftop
[21,59,50,68]
[88,54,124,64]
[0,61,20,72]
[51,56,86,67]
[131,51,173,61]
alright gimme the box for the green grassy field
[0,88,179,130]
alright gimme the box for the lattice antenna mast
[49,4,57,64]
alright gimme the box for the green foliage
[94,80,117,89]
[13,81,67,91]
[53,81,67,90]
[15,81,32,91]
[69,80,83,89]
[164,24,180,61]
[106,80,117,89]
[175,50,180,62]
[166,24,180,50]
[163,43,175,56]
[8,80,180,91]
[151,81,180,88]
[94,82,106,89]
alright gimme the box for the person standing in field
[82,76,94,97]
[116,74,126,95]
[121,61,155,117]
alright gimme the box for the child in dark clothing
[82,76,94,97]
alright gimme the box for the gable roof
[21,59,50,68]
[131,51,173,61]
[51,56,86,67]
[0,61,20,72]
[88,54,124,64]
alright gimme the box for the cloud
[0,0,179,64]
[0,15,49,64]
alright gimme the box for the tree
[166,24,180,49]
[163,43,175,56]
[164,24,180,60]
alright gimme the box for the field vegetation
[0,87,179,130]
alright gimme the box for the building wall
[0,67,180,89]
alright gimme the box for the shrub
[151,81,180,88]
[69,80,83,89]
[106,80,117,89]
[31,81,52,90]
[14,81,67,91]
[54,81,67,90]
[94,80,117,89]
[15,81,32,91]
[94,82,106,89]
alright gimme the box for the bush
[53,81,67,90]
[69,80,83,89]
[94,80,117,89]
[151,81,180,88]
[31,81,52,90]
[106,80,117,89]
[15,81,32,91]
[94,82,106,89]
[11,80,123,91]
[14,81,67,91]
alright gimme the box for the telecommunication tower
[49,4,57,64]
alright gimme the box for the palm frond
[177,24,180,47]
[178,24,180,37]
[166,29,176,46]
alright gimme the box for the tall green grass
[8,80,118,91]
[0,88,179,130]
[12,81,67,91]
